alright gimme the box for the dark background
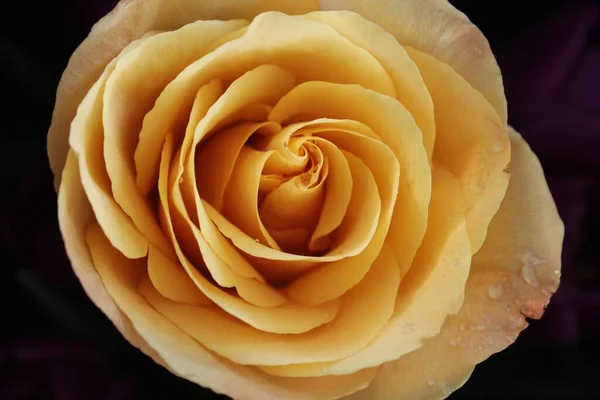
[1,1,599,399]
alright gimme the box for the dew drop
[255,238,260,243]
[178,177,184,184]
[449,336,467,348]
[470,325,487,331]
[401,322,416,332]
[442,385,453,396]
[520,251,541,288]
[428,379,436,387]
[488,284,503,300]
[492,139,506,153]
[554,270,562,278]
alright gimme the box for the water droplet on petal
[401,322,416,332]
[449,337,467,348]
[520,251,541,288]
[178,177,184,184]
[488,284,503,300]
[471,325,487,331]
[255,238,260,243]
[442,385,453,396]
[428,379,436,387]
[492,138,506,153]
[554,270,562,278]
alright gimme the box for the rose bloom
[47,0,564,399]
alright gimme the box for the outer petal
[47,0,319,188]
[58,151,376,399]
[319,0,507,124]
[345,128,563,400]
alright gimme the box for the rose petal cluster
[48,1,563,399]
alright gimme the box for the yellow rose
[47,0,564,399]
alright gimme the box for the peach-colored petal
[195,122,280,212]
[100,21,245,258]
[284,149,384,304]
[141,243,399,366]
[319,0,507,124]
[306,139,353,252]
[345,129,563,400]
[86,224,375,400]
[303,10,435,161]
[147,244,212,306]
[263,165,470,377]
[135,11,395,195]
[48,0,320,187]
[159,131,340,330]
[408,47,510,254]
[68,63,147,258]
[271,81,428,289]
[221,148,282,249]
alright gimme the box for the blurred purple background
[1,1,599,399]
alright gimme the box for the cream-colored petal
[345,129,563,400]
[68,63,148,259]
[408,47,510,254]
[86,223,375,400]
[271,81,428,281]
[265,165,470,377]
[141,243,399,366]
[134,11,395,195]
[48,0,320,188]
[303,10,435,161]
[319,0,507,123]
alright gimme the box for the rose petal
[160,132,339,330]
[101,20,247,257]
[344,129,563,400]
[135,11,396,195]
[306,139,353,252]
[68,62,147,258]
[140,243,399,366]
[85,224,375,400]
[408,47,510,254]
[271,81,428,286]
[221,148,282,249]
[48,0,320,187]
[147,243,212,306]
[319,0,507,124]
[302,10,435,161]
[263,164,470,377]
[195,122,280,213]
